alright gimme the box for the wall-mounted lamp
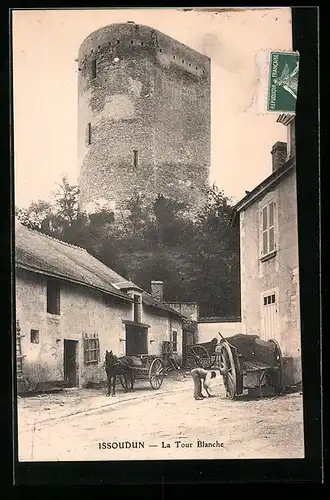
[150,339,155,344]
[56,339,62,343]
[119,338,126,342]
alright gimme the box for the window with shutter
[268,201,275,252]
[260,199,277,259]
[83,333,100,364]
[262,206,268,255]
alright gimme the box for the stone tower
[77,22,211,213]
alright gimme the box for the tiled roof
[15,220,132,302]
[142,292,183,318]
[14,221,183,318]
[230,155,296,225]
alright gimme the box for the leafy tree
[152,193,191,246]
[189,184,240,317]
[15,177,241,318]
[15,201,54,233]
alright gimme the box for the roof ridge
[19,222,87,252]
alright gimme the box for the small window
[141,42,144,46]
[263,293,276,307]
[131,40,134,44]
[159,48,162,52]
[173,55,176,59]
[47,279,60,315]
[133,150,138,169]
[30,329,39,344]
[189,63,191,67]
[196,66,198,70]
[98,45,101,49]
[172,331,178,352]
[133,294,142,323]
[87,123,92,145]
[182,59,184,63]
[91,58,97,79]
[117,39,120,44]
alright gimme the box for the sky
[12,7,292,208]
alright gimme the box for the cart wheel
[186,345,211,369]
[219,342,239,399]
[267,339,284,394]
[149,358,165,390]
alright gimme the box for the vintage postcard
[12,7,305,464]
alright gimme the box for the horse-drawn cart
[186,338,218,369]
[218,333,284,399]
[119,354,165,390]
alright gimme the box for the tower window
[173,55,176,59]
[159,48,162,52]
[87,123,92,145]
[117,39,120,44]
[189,63,191,67]
[133,150,138,169]
[91,59,97,79]
[131,40,134,44]
[141,42,144,46]
[182,59,184,63]
[196,67,198,70]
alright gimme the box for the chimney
[151,281,164,303]
[271,141,287,172]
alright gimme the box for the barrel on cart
[218,333,284,399]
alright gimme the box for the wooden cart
[119,354,165,390]
[218,333,284,399]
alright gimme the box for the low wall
[197,319,242,344]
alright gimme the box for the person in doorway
[191,368,217,400]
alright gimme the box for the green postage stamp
[256,50,300,115]
[267,51,299,113]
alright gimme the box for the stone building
[77,22,211,214]
[232,115,301,385]
[15,221,184,392]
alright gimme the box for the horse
[104,350,135,397]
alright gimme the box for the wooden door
[64,339,78,387]
[261,291,278,341]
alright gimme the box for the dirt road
[17,372,305,461]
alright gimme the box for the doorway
[126,325,148,356]
[261,291,279,341]
[182,328,194,366]
[64,339,78,387]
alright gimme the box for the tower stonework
[77,23,211,213]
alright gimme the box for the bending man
[191,368,217,400]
